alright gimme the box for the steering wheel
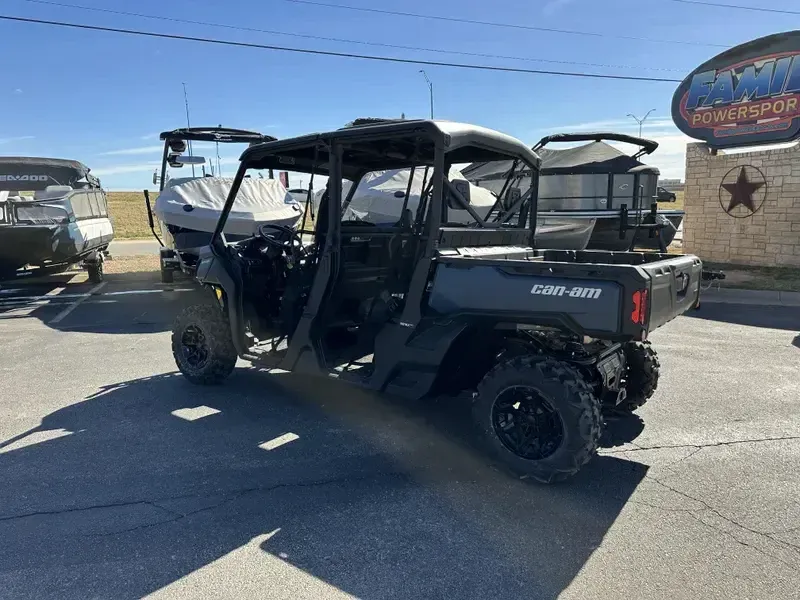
[256,223,306,258]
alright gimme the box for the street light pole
[419,69,434,119]
[627,108,656,138]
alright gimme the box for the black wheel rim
[492,386,564,460]
[181,325,209,369]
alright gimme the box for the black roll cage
[211,121,542,253]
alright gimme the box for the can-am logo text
[0,174,51,182]
[531,284,602,299]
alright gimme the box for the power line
[664,0,800,15]
[19,0,685,73]
[284,0,728,48]
[0,14,683,83]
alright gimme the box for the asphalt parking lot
[0,272,798,600]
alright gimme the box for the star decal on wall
[718,166,767,217]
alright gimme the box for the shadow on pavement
[0,369,647,599]
[686,303,800,331]
[599,413,645,448]
[0,271,202,335]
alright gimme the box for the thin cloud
[99,145,163,156]
[92,162,160,176]
[13,88,22,94]
[546,117,675,133]
[0,135,34,144]
[542,0,575,16]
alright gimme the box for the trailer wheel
[172,304,237,385]
[618,341,660,412]
[473,356,602,483]
[87,258,104,284]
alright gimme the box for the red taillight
[631,289,648,325]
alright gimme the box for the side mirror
[152,171,159,186]
[447,179,471,209]
[167,153,207,168]
[507,187,521,209]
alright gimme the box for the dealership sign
[672,31,800,147]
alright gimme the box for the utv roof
[159,127,276,144]
[239,120,541,179]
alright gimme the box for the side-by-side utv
[169,120,702,482]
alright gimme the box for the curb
[700,287,800,307]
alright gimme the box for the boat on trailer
[144,127,303,282]
[0,157,113,282]
[533,132,684,251]
[463,132,685,251]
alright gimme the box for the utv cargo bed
[429,248,701,342]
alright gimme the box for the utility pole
[627,109,656,138]
[419,70,434,119]
[182,83,195,177]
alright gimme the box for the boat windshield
[13,202,70,225]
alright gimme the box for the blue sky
[0,0,793,189]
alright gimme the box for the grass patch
[107,191,155,239]
[107,191,316,240]
[703,261,800,292]
[657,190,684,210]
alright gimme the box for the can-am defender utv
[170,120,702,483]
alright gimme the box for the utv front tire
[473,356,602,483]
[619,341,660,412]
[172,304,237,385]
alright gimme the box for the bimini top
[0,156,97,191]
[537,141,660,176]
[159,127,276,144]
[239,120,541,180]
[462,132,660,183]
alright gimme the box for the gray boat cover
[313,167,497,224]
[462,141,660,181]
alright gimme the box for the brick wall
[684,142,800,266]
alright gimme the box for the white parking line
[259,432,300,451]
[103,288,195,296]
[50,281,107,324]
[0,287,194,305]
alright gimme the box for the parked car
[656,186,677,202]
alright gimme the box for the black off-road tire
[161,267,174,284]
[472,356,602,483]
[87,259,104,284]
[619,341,660,412]
[172,304,237,385]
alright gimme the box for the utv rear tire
[172,304,237,385]
[619,341,660,412]
[473,356,602,483]
[161,268,174,284]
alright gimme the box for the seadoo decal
[0,174,52,182]
[672,31,800,148]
